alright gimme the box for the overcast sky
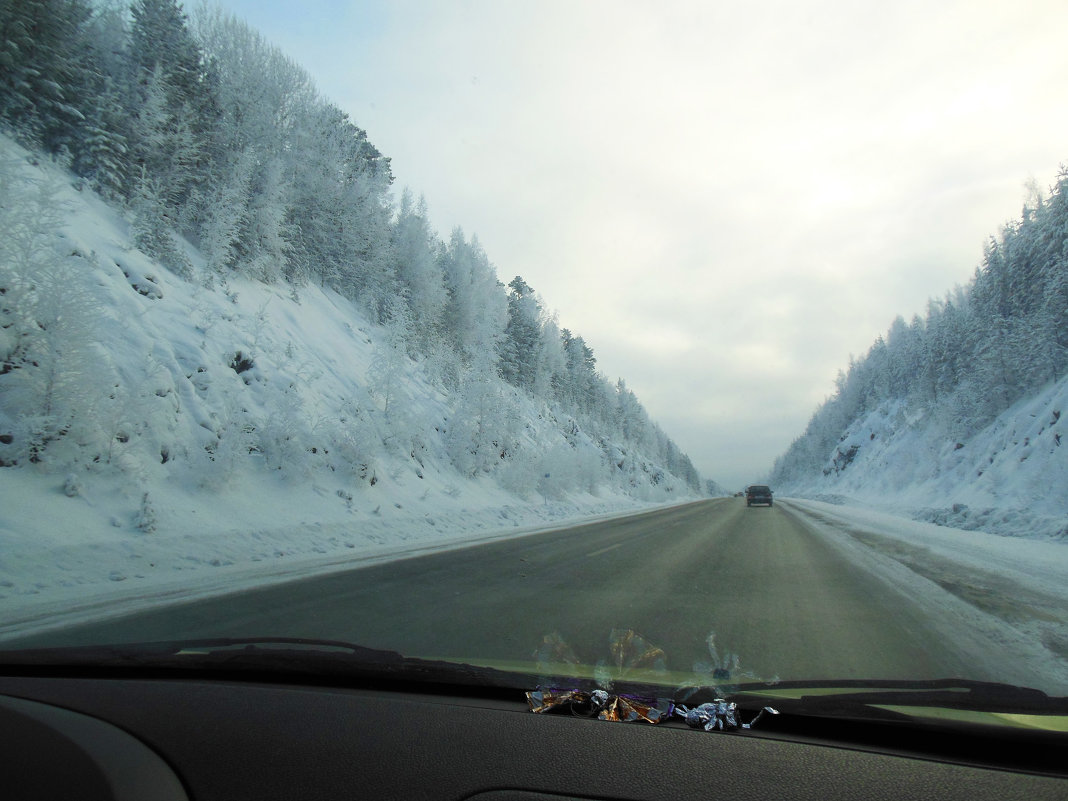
[208,0,1068,490]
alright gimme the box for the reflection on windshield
[533,629,770,694]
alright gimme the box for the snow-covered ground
[0,135,699,640]
[781,377,1068,541]
[786,498,1068,694]
[0,461,681,640]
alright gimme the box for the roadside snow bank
[0,465,684,640]
[784,498,1068,693]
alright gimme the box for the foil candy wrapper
[675,700,780,732]
[526,630,776,732]
[526,687,673,723]
[677,700,738,731]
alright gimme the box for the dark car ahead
[746,485,773,506]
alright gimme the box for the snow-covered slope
[0,136,698,635]
[779,377,1068,540]
[769,165,1068,542]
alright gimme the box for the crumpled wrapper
[526,687,673,723]
[675,700,779,731]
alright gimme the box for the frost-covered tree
[557,328,598,412]
[130,170,194,279]
[615,378,649,447]
[192,8,311,279]
[771,165,1068,488]
[0,165,113,466]
[129,63,204,224]
[197,147,253,276]
[64,4,132,199]
[70,73,129,200]
[368,297,413,421]
[285,101,394,312]
[128,0,217,228]
[532,312,566,400]
[391,189,446,346]
[440,229,507,369]
[446,363,518,477]
[1037,255,1068,381]
[498,275,541,391]
[0,0,707,500]
[0,0,95,156]
[0,0,130,194]
[0,159,60,379]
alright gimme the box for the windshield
[2,0,1068,726]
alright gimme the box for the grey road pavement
[4,499,995,684]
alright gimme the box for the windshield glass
[2,0,1068,721]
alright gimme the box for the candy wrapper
[527,688,777,731]
[527,629,776,732]
[526,687,673,723]
[675,700,780,731]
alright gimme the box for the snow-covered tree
[0,0,95,156]
[558,328,598,412]
[368,297,413,422]
[0,165,114,466]
[391,189,446,346]
[771,165,1068,489]
[498,275,541,391]
[532,312,566,400]
[446,363,518,477]
[440,229,507,370]
[0,2,707,503]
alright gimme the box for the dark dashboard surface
[1,673,1066,801]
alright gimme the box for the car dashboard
[2,670,1067,800]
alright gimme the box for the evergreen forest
[0,0,702,495]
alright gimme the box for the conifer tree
[499,276,541,391]
[127,0,217,227]
[0,0,95,155]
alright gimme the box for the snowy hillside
[769,164,1068,540]
[777,376,1067,540]
[0,134,700,634]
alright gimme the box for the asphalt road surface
[6,499,1005,684]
